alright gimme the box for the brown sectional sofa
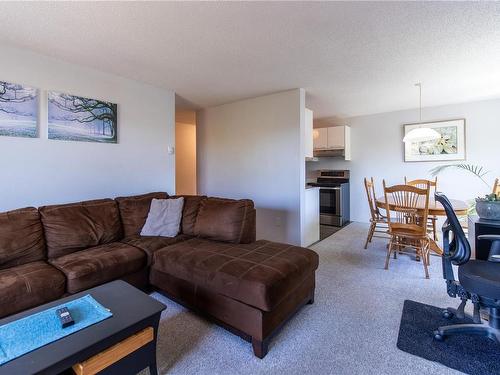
[0,192,319,358]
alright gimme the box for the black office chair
[434,192,500,343]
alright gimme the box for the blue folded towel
[0,294,112,365]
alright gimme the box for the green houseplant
[430,164,500,221]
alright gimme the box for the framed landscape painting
[48,91,117,143]
[0,80,38,138]
[403,119,466,162]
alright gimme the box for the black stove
[311,170,350,227]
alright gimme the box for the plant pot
[475,200,500,221]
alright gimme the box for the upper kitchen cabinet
[313,125,351,160]
[327,126,345,149]
[313,128,328,150]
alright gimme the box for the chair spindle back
[383,181,430,232]
[493,178,500,197]
[364,177,380,221]
[405,177,438,193]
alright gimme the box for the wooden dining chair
[363,177,388,249]
[405,177,438,241]
[383,181,431,279]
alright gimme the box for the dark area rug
[397,300,500,375]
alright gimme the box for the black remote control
[56,307,74,328]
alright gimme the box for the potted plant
[430,164,500,221]
[475,193,500,221]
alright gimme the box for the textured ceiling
[1,2,500,119]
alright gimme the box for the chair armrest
[477,235,500,242]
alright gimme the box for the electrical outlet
[275,216,282,227]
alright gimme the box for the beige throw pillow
[140,198,184,237]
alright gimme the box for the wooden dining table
[375,196,469,255]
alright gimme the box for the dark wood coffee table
[0,280,166,375]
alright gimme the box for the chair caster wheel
[433,331,444,341]
[442,310,453,319]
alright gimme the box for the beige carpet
[144,222,465,374]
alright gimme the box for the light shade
[403,127,441,143]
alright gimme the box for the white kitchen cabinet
[303,187,320,247]
[344,126,351,160]
[305,109,314,158]
[313,125,351,161]
[313,128,328,150]
[327,126,345,149]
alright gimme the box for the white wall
[308,98,500,222]
[197,89,305,245]
[0,45,175,211]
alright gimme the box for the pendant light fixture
[402,83,441,143]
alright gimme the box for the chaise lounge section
[150,238,317,357]
[0,192,319,358]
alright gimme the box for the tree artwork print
[48,91,117,143]
[0,81,38,138]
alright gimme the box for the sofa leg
[252,337,269,359]
[307,295,315,305]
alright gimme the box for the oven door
[319,187,342,226]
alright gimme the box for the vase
[475,200,500,221]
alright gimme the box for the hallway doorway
[175,110,197,195]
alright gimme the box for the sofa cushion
[170,195,207,236]
[141,198,185,237]
[0,207,46,270]
[121,234,192,265]
[40,199,122,259]
[115,192,168,237]
[0,261,66,318]
[151,238,319,311]
[49,242,146,294]
[194,198,256,244]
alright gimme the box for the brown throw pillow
[194,198,254,243]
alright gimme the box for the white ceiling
[1,2,500,120]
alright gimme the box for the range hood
[313,149,346,158]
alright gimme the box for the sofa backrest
[0,207,46,269]
[170,195,207,236]
[194,197,256,244]
[39,199,122,259]
[115,192,169,237]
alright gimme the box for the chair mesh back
[435,192,471,265]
